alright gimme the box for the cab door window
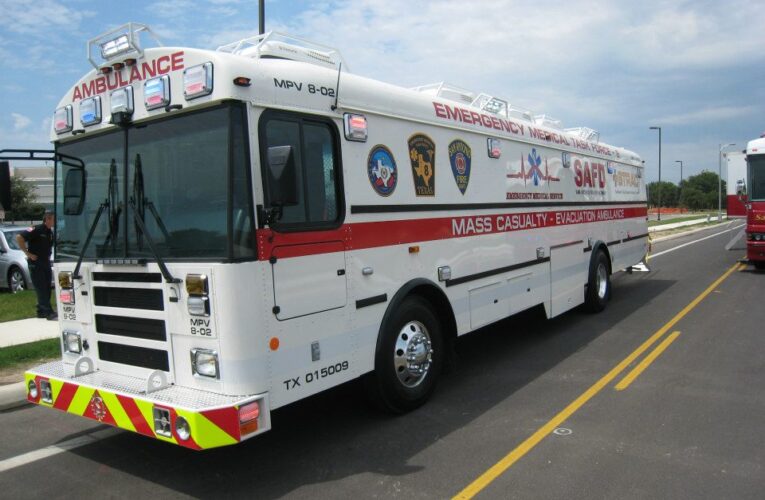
[259,111,343,229]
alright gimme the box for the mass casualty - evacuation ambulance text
[12,24,648,449]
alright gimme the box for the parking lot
[0,220,762,499]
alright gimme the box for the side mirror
[266,145,298,208]
[63,168,86,215]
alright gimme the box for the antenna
[259,0,265,35]
[331,62,342,111]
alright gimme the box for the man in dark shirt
[15,212,56,320]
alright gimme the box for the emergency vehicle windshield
[749,155,765,201]
[55,102,255,261]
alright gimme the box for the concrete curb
[0,382,28,411]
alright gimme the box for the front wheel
[365,297,443,413]
[754,261,765,271]
[8,266,27,293]
[584,250,611,312]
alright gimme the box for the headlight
[187,296,209,316]
[28,380,38,399]
[756,234,763,241]
[175,416,191,441]
[190,348,219,379]
[63,331,82,354]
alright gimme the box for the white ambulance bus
[24,24,647,449]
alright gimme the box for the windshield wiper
[131,154,171,250]
[129,154,180,283]
[73,158,119,279]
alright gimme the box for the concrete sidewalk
[648,215,727,233]
[0,317,60,348]
[0,317,60,410]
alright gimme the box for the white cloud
[11,113,31,131]
[0,0,95,36]
[655,106,755,126]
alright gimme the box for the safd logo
[408,133,435,196]
[448,139,471,195]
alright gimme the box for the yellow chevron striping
[49,378,65,404]
[176,408,238,449]
[99,391,136,432]
[67,386,96,416]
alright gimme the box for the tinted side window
[261,113,342,229]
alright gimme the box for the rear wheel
[365,297,443,413]
[8,266,26,293]
[584,250,610,312]
[754,261,765,271]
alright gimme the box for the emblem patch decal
[448,139,471,195]
[367,145,398,196]
[408,133,436,196]
[89,393,108,421]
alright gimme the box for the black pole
[259,0,265,34]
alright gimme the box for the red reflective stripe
[201,407,240,441]
[116,394,154,437]
[257,206,648,260]
[52,382,78,410]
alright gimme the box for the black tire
[365,296,443,413]
[8,266,27,293]
[584,250,611,313]
[754,261,765,271]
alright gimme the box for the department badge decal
[448,139,471,194]
[367,145,398,196]
[408,133,436,196]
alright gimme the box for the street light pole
[650,126,662,220]
[719,143,736,221]
[675,160,683,208]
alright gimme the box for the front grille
[98,341,169,371]
[94,287,164,311]
[95,314,166,341]
[92,272,162,283]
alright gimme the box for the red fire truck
[745,134,765,269]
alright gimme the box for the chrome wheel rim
[596,263,608,299]
[10,270,25,293]
[394,320,433,388]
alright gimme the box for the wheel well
[592,242,613,274]
[383,279,458,372]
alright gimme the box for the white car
[0,225,34,292]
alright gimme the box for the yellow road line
[453,261,741,499]
[615,331,681,391]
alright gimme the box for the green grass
[0,338,60,370]
[0,290,53,322]
[0,290,58,322]
[648,212,719,227]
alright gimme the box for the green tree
[647,181,679,207]
[678,171,726,210]
[679,187,707,210]
[7,176,43,221]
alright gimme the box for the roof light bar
[80,96,102,127]
[54,105,73,134]
[183,62,213,100]
[144,75,170,110]
[111,86,134,115]
[87,23,162,69]
[100,35,131,59]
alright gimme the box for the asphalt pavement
[1,219,762,499]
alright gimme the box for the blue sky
[1,0,763,183]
